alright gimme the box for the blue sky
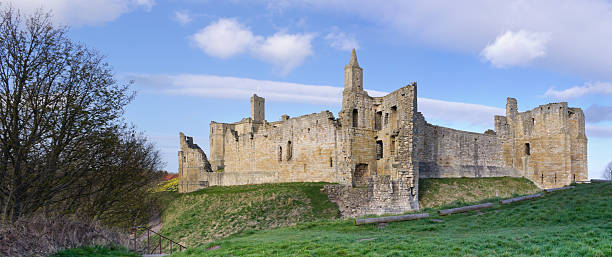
[5,0,612,178]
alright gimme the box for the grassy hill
[164,181,611,256]
[419,177,540,208]
[158,182,340,248]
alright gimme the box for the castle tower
[250,94,265,122]
[344,49,363,92]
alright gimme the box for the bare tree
[0,8,163,224]
[605,161,612,180]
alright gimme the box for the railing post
[159,235,162,254]
[147,229,150,254]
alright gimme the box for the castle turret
[506,97,518,120]
[344,49,363,92]
[250,94,265,122]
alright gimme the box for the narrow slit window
[352,109,358,128]
[286,141,293,160]
[525,143,530,156]
[278,146,282,162]
[390,136,396,155]
[376,140,383,160]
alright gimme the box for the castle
[178,50,587,217]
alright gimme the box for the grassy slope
[49,245,138,257]
[419,177,540,209]
[171,182,611,257]
[159,182,340,248]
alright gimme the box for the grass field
[166,182,611,256]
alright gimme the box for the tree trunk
[499,193,542,205]
[355,213,430,225]
[437,202,494,216]
[544,186,575,193]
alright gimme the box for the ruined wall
[220,111,341,183]
[568,108,588,182]
[197,171,278,187]
[178,133,213,193]
[180,110,346,193]
[495,98,588,188]
[416,113,519,178]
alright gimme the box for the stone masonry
[178,49,587,217]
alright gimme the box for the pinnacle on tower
[349,48,359,67]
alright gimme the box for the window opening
[376,140,383,160]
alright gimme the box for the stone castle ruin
[178,50,587,216]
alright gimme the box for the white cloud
[174,10,192,25]
[192,18,314,74]
[254,33,314,74]
[325,31,359,51]
[481,30,549,68]
[545,82,612,100]
[586,125,612,138]
[1,0,154,26]
[253,0,612,79]
[126,73,503,128]
[191,18,258,59]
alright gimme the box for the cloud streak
[325,30,359,51]
[585,105,612,123]
[126,73,503,128]
[174,10,192,25]
[586,125,612,138]
[545,82,612,100]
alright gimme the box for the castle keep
[178,50,587,217]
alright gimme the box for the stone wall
[324,175,418,217]
[415,113,520,178]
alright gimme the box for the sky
[4,0,612,179]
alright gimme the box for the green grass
[159,182,340,248]
[168,182,611,256]
[419,177,540,209]
[48,245,138,257]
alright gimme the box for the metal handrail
[133,225,186,254]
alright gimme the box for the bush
[0,215,133,257]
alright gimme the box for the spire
[348,48,359,67]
